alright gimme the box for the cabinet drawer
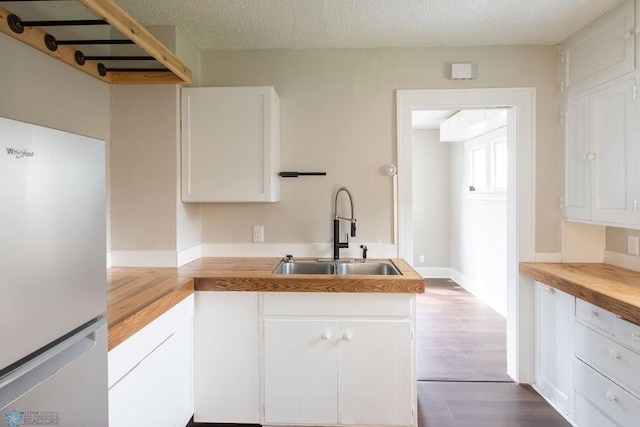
[615,316,640,353]
[574,358,640,427]
[574,392,620,427]
[575,322,640,396]
[108,294,194,388]
[576,299,616,335]
[262,292,413,317]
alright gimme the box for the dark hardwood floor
[417,278,570,427]
[418,381,571,426]
[417,278,510,381]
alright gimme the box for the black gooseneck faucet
[333,187,356,260]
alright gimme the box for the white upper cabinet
[563,77,639,226]
[561,0,635,94]
[181,86,280,202]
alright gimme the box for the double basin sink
[273,259,401,276]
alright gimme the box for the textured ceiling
[115,0,625,50]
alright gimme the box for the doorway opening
[410,107,510,381]
[396,88,536,383]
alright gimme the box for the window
[465,127,507,199]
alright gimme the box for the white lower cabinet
[193,291,259,423]
[263,319,338,425]
[534,282,574,416]
[108,295,194,427]
[573,299,640,427]
[262,293,416,427]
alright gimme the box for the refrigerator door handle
[0,316,107,409]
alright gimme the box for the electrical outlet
[419,255,425,263]
[253,225,264,243]
[628,236,639,256]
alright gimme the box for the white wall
[450,130,507,316]
[411,129,450,270]
[198,46,560,255]
[110,86,179,251]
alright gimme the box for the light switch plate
[253,225,264,243]
[628,236,639,256]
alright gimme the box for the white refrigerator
[0,116,108,426]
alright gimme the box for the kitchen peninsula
[107,257,424,427]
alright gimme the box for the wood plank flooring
[417,278,510,381]
[418,278,570,427]
[418,381,571,426]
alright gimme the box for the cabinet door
[564,93,590,221]
[194,292,259,423]
[562,0,634,93]
[590,78,638,225]
[109,319,193,427]
[535,282,574,415]
[337,321,413,426]
[181,86,279,202]
[263,319,338,425]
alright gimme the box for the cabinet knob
[625,29,636,40]
[585,153,597,160]
[590,310,599,318]
[632,333,640,343]
[606,392,617,402]
[322,331,331,341]
[545,287,554,294]
[608,350,620,360]
[342,332,352,341]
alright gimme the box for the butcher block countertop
[183,257,425,293]
[520,262,640,324]
[107,257,424,349]
[106,268,194,350]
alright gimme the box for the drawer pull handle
[342,332,353,341]
[590,310,599,318]
[632,333,640,343]
[606,392,617,402]
[321,331,331,341]
[608,350,620,360]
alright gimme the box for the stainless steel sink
[273,261,336,275]
[273,259,400,275]
[336,262,400,275]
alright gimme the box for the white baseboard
[177,245,202,266]
[413,267,451,278]
[604,250,640,272]
[534,252,562,262]
[450,269,507,317]
[110,250,177,267]
[200,243,398,259]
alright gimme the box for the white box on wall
[451,63,478,80]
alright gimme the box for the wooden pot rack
[0,0,192,84]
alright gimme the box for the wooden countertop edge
[107,279,194,350]
[519,262,640,325]
[194,276,425,293]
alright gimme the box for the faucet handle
[360,245,368,261]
